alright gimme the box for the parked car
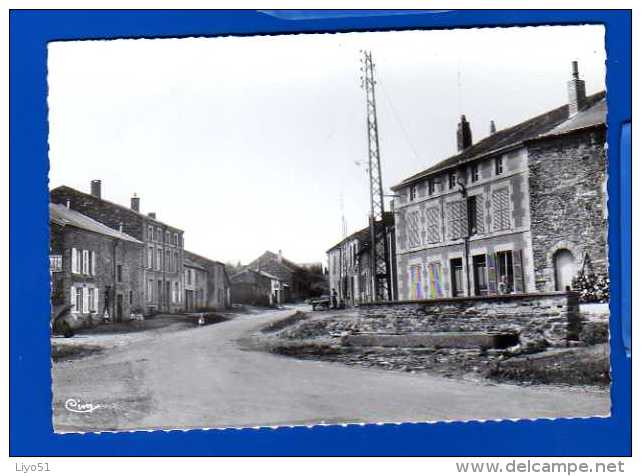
[309,294,330,311]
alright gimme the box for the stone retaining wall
[357,292,581,345]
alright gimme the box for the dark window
[495,157,504,175]
[496,251,514,293]
[409,184,417,201]
[450,258,464,297]
[116,264,123,282]
[448,173,456,189]
[471,163,479,182]
[428,179,435,195]
[473,255,488,296]
[129,290,133,305]
[467,196,477,236]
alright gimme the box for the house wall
[357,292,581,344]
[230,271,272,306]
[527,127,608,291]
[50,224,143,322]
[184,265,207,311]
[395,148,534,300]
[51,186,184,313]
[202,261,229,310]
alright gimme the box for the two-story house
[51,181,185,314]
[50,202,143,322]
[391,62,607,300]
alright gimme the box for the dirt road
[53,307,610,432]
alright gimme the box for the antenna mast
[360,50,391,302]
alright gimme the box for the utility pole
[360,50,391,302]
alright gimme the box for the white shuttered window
[71,248,79,274]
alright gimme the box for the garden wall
[357,292,581,345]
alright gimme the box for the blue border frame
[9,9,632,456]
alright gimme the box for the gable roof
[392,91,606,190]
[184,249,225,268]
[251,251,304,273]
[50,203,142,244]
[51,185,183,231]
[327,226,370,253]
[326,212,394,252]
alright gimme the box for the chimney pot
[131,193,140,212]
[148,212,156,219]
[567,61,586,116]
[90,179,102,199]
[489,120,496,135]
[457,115,473,151]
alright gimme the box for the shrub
[572,272,609,303]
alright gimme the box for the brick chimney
[90,179,102,199]
[457,115,473,152]
[131,193,140,212]
[489,120,496,135]
[568,60,586,116]
[148,212,156,219]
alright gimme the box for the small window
[156,227,162,242]
[148,226,154,241]
[428,179,435,196]
[409,184,417,201]
[448,173,457,190]
[467,196,478,236]
[495,157,504,175]
[471,164,479,183]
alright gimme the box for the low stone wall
[357,292,581,345]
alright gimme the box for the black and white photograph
[47,24,610,433]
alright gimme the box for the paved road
[53,308,610,432]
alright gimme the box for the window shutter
[82,287,89,313]
[70,286,76,312]
[91,251,96,275]
[71,248,78,274]
[82,250,89,275]
[487,253,498,295]
[513,249,525,293]
[93,288,99,313]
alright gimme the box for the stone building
[50,202,143,322]
[183,250,231,311]
[326,212,397,306]
[230,269,279,306]
[247,250,312,302]
[183,254,208,312]
[391,62,607,300]
[50,181,185,314]
[327,226,370,306]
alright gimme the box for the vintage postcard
[47,25,610,432]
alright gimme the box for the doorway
[450,258,464,297]
[554,249,576,291]
[472,255,488,296]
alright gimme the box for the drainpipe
[112,238,119,322]
[457,176,471,297]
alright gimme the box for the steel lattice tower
[360,50,391,302]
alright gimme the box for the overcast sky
[48,25,605,265]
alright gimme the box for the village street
[53,307,610,433]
